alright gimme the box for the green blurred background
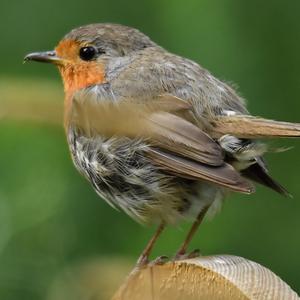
[0,0,300,299]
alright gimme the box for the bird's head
[25,23,157,97]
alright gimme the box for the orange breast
[58,62,106,129]
[55,39,106,128]
[58,62,106,96]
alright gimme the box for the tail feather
[242,161,290,197]
[212,116,300,139]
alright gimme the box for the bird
[24,23,300,266]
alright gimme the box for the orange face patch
[55,39,106,96]
[55,39,106,128]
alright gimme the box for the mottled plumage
[68,129,224,224]
[25,23,300,263]
[59,24,264,225]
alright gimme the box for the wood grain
[112,255,299,300]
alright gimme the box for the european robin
[25,23,300,265]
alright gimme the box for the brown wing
[71,94,223,166]
[147,112,223,166]
[148,148,253,193]
[71,94,253,193]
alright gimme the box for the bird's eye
[79,46,97,61]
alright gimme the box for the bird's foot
[136,255,169,269]
[148,255,169,266]
[173,248,201,261]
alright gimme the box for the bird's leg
[136,222,165,267]
[175,205,210,260]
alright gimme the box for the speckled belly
[67,129,223,224]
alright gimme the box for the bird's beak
[24,50,63,65]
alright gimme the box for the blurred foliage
[0,0,300,299]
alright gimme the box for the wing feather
[148,148,254,194]
[71,94,223,166]
[71,93,253,193]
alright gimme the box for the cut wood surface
[112,255,299,300]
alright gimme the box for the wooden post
[112,255,299,300]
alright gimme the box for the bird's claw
[136,255,169,269]
[174,248,201,261]
[148,255,169,266]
